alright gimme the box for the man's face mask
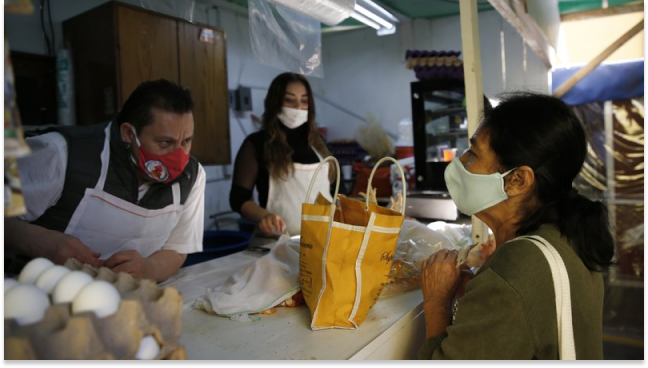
[277,107,308,129]
[444,157,516,215]
[131,127,189,183]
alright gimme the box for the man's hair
[117,79,194,133]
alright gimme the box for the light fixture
[350,11,381,30]
[349,0,399,35]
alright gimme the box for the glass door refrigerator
[406,79,469,221]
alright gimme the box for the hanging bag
[299,156,406,330]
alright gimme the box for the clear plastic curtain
[248,0,324,77]
[572,99,644,282]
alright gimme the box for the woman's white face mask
[444,157,516,215]
[277,107,308,129]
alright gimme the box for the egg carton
[4,259,185,360]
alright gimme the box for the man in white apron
[6,79,206,282]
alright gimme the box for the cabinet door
[62,2,118,125]
[178,23,230,165]
[117,6,179,105]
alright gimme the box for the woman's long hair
[262,72,332,180]
[483,92,614,271]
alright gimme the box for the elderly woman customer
[419,92,614,360]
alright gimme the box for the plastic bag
[427,221,496,268]
[381,220,461,297]
[248,0,323,77]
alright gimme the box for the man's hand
[104,250,186,282]
[259,213,286,234]
[46,232,104,267]
[5,218,103,267]
[104,250,147,279]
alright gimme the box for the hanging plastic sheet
[263,0,355,26]
[609,98,643,282]
[139,0,195,23]
[248,0,324,77]
[572,98,644,283]
[572,102,607,197]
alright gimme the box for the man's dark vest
[32,121,199,232]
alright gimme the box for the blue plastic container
[182,230,251,267]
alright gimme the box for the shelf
[422,91,464,105]
[424,106,466,120]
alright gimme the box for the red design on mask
[137,146,189,183]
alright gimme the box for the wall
[5,2,550,231]
[559,12,644,66]
[312,10,550,141]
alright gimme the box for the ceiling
[220,0,643,27]
[377,0,642,19]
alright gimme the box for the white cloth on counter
[192,234,301,321]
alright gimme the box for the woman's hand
[420,249,464,338]
[420,249,461,308]
[259,213,287,234]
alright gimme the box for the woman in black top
[229,73,333,236]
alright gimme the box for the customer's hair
[262,72,331,179]
[482,92,614,271]
[117,79,194,133]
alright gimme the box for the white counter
[160,251,426,360]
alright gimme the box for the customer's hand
[45,231,104,267]
[420,249,461,308]
[259,213,286,234]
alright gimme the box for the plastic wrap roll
[265,0,355,26]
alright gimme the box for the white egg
[72,280,121,318]
[51,271,94,304]
[35,265,71,294]
[135,335,160,360]
[18,258,54,284]
[5,284,51,325]
[5,278,19,294]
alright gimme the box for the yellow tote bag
[300,156,406,330]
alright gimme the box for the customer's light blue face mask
[444,158,516,215]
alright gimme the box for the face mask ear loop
[501,167,517,196]
[130,126,142,148]
[502,167,517,177]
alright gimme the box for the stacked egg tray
[5,258,185,360]
[405,50,464,81]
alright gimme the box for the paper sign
[199,28,214,43]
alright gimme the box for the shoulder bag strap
[518,235,576,360]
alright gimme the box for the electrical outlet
[235,86,252,111]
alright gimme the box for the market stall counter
[159,249,427,360]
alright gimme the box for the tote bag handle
[305,155,341,205]
[366,157,407,214]
[517,235,576,360]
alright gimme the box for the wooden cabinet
[63,1,230,164]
